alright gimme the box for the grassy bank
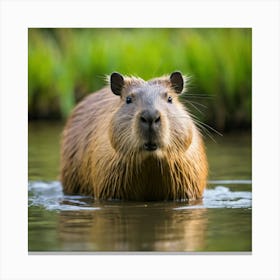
[28,28,251,132]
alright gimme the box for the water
[28,122,252,252]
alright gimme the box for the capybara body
[60,72,208,201]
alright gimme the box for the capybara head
[109,72,194,158]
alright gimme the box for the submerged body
[60,72,208,201]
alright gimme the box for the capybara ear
[110,72,124,96]
[170,71,184,94]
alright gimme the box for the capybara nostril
[140,116,147,123]
[154,115,161,123]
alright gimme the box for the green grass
[28,28,251,132]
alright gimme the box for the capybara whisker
[186,100,208,109]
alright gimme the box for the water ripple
[28,181,252,211]
[28,181,100,211]
[175,186,252,210]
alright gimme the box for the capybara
[60,72,208,201]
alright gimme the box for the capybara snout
[139,109,162,151]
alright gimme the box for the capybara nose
[140,109,161,127]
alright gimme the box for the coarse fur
[60,72,208,201]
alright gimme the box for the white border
[1,0,279,279]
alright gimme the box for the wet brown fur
[60,74,208,201]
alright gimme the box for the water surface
[28,122,252,252]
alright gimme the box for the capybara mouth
[143,142,158,151]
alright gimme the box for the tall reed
[28,28,251,131]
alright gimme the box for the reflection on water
[29,202,251,252]
[28,122,252,252]
[57,205,209,252]
[28,181,251,252]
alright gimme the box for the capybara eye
[167,96,173,103]
[126,96,132,104]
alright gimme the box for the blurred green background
[28,28,251,132]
